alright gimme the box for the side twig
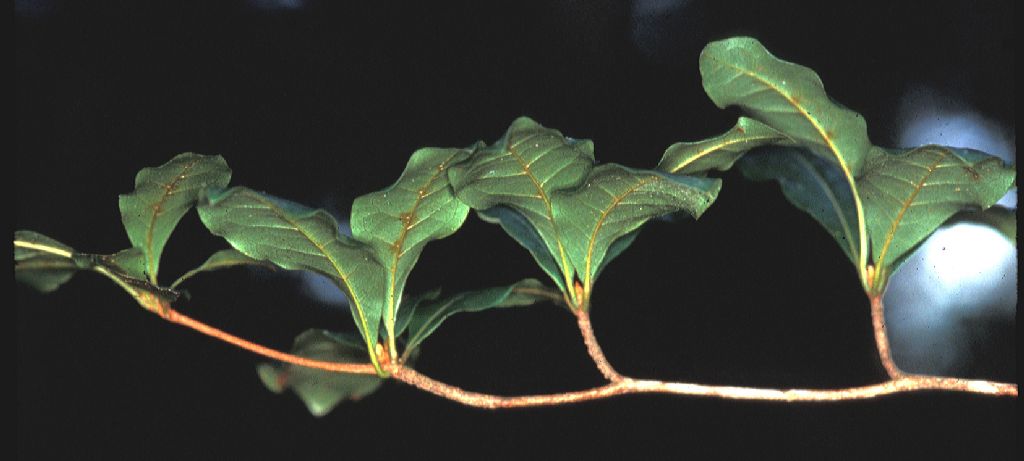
[869,295,904,379]
[575,309,623,382]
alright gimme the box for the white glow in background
[885,86,1016,375]
[296,217,351,307]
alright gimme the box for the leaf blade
[859,145,1015,286]
[449,117,595,295]
[738,148,861,264]
[350,147,473,346]
[119,153,232,283]
[171,248,276,289]
[197,187,385,370]
[700,36,871,277]
[14,230,81,292]
[257,330,383,417]
[404,279,552,353]
[657,117,793,174]
[553,164,722,293]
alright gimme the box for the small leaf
[171,248,276,289]
[119,153,232,283]
[198,187,386,371]
[105,248,147,280]
[657,117,792,175]
[553,164,721,294]
[449,117,595,294]
[859,145,1015,285]
[738,148,861,264]
[257,330,383,417]
[14,230,80,292]
[350,146,474,345]
[403,279,553,353]
[393,288,443,339]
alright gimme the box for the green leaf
[14,231,174,302]
[257,330,383,417]
[14,230,81,292]
[350,147,474,350]
[700,37,871,276]
[946,206,1016,244]
[858,145,1015,287]
[171,248,276,289]
[738,148,861,264]
[476,206,566,292]
[105,248,147,280]
[553,164,722,295]
[393,288,443,339]
[592,230,640,284]
[119,153,232,283]
[197,187,386,371]
[657,117,792,174]
[403,279,553,354]
[449,117,595,295]
[699,37,871,174]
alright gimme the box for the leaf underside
[350,146,474,339]
[15,231,81,292]
[257,330,382,417]
[171,248,275,289]
[449,117,595,292]
[859,145,1015,275]
[400,279,552,353]
[119,153,232,283]
[699,37,871,176]
[738,148,861,264]
[554,164,722,290]
[197,187,385,368]
[657,117,792,175]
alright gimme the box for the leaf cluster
[15,36,1014,416]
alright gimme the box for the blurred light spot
[885,223,1016,375]
[629,0,700,62]
[897,85,1015,165]
[248,0,305,11]
[886,86,1016,374]
[15,0,56,17]
[298,272,349,307]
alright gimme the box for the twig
[869,295,904,379]
[575,309,623,382]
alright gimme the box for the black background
[16,1,1015,459]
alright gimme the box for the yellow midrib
[721,59,869,281]
[669,134,781,174]
[504,138,576,297]
[249,192,380,369]
[144,158,199,283]
[872,149,949,274]
[386,152,462,337]
[14,240,74,259]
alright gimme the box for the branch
[869,294,903,379]
[148,300,1017,410]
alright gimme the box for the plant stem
[159,307,376,375]
[869,295,903,379]
[575,309,622,382]
[149,302,1016,409]
[393,368,1017,408]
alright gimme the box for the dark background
[16,1,1015,459]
